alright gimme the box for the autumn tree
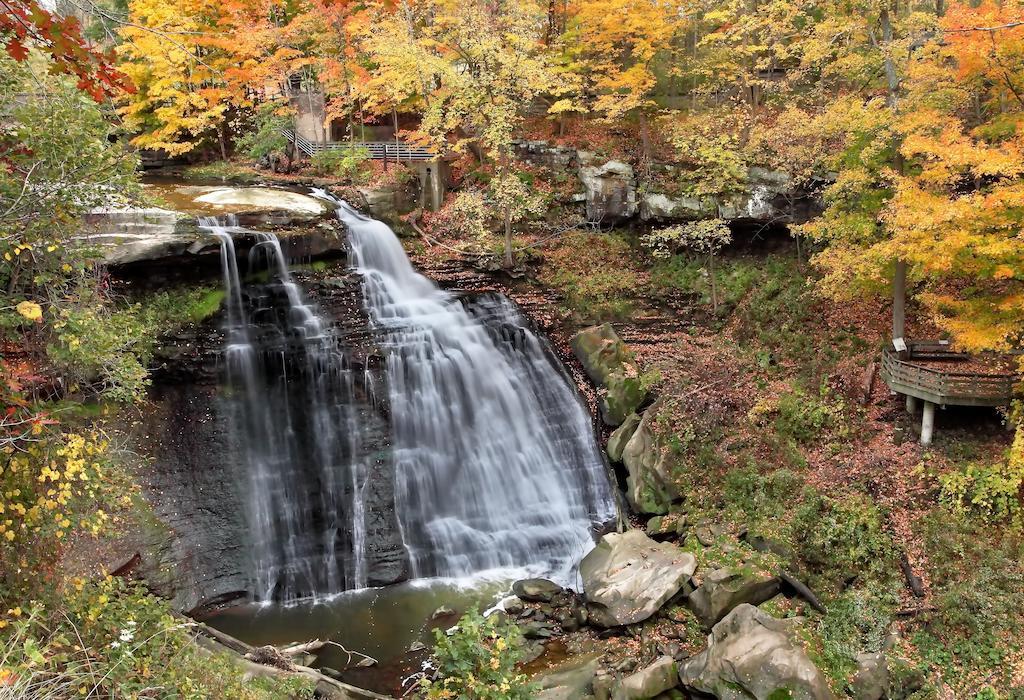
[117,0,235,156]
[564,0,685,155]
[410,0,558,268]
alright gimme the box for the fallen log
[899,551,926,598]
[779,571,826,613]
[188,621,390,698]
[280,639,327,657]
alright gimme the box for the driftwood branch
[189,622,388,699]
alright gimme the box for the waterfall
[202,216,373,601]
[204,194,616,602]
[323,195,617,584]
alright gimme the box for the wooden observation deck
[880,339,1018,445]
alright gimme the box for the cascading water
[324,194,617,584]
[202,216,375,601]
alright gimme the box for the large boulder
[686,568,782,628]
[621,403,678,514]
[607,413,641,462]
[579,160,638,224]
[571,324,648,426]
[851,652,889,700]
[680,604,836,700]
[512,578,563,603]
[536,652,604,700]
[581,530,697,627]
[612,656,679,700]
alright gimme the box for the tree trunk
[218,123,228,161]
[709,253,718,315]
[392,108,400,166]
[499,152,514,269]
[881,6,899,109]
[504,206,513,269]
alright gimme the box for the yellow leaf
[15,301,42,322]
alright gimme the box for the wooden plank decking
[880,341,1017,408]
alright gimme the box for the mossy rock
[622,401,679,515]
[571,324,648,426]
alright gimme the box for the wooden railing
[880,344,1017,407]
[282,129,435,161]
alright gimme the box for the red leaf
[5,38,29,61]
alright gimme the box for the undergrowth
[539,230,642,321]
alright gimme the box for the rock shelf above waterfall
[83,184,339,268]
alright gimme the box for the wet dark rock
[504,598,525,616]
[130,267,410,610]
[519,640,546,665]
[513,578,563,602]
[522,620,557,639]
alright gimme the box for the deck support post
[905,394,918,415]
[920,401,936,446]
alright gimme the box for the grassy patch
[138,285,225,328]
[650,253,761,315]
[896,510,1024,695]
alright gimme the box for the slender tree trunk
[218,125,228,161]
[504,206,513,269]
[393,108,400,166]
[881,6,899,109]
[709,253,718,315]
[500,151,514,269]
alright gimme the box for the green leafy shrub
[937,458,1023,524]
[139,285,225,327]
[905,510,1024,693]
[420,608,535,699]
[310,147,371,181]
[721,464,803,537]
[47,302,155,403]
[814,588,896,686]
[775,386,845,445]
[792,491,897,587]
[0,577,315,699]
[237,103,292,163]
[650,253,760,310]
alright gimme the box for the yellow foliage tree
[118,0,235,156]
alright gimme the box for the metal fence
[282,129,435,161]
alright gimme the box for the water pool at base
[201,578,514,694]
